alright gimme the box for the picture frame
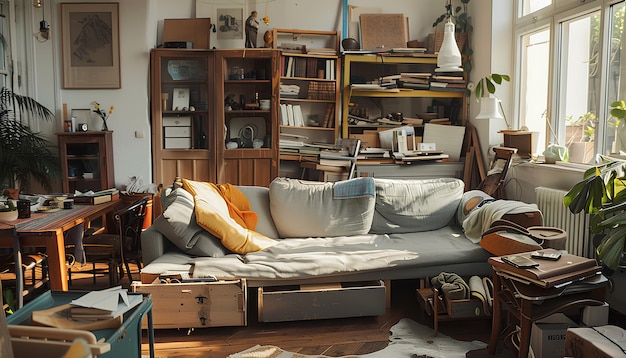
[216,8,243,40]
[61,3,121,89]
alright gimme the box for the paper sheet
[423,123,466,161]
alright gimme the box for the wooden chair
[478,146,517,200]
[0,224,46,310]
[76,197,149,286]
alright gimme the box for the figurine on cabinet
[245,11,259,48]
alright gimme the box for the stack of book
[69,286,142,320]
[396,73,431,90]
[488,249,601,288]
[430,73,467,93]
[71,188,119,205]
[282,57,336,80]
[318,139,361,167]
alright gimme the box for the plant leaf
[491,73,502,84]
[486,79,496,94]
[597,226,626,270]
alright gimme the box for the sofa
[140,177,540,288]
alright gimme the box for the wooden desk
[488,268,607,358]
[0,200,122,291]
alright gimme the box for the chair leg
[125,260,133,283]
[92,262,97,285]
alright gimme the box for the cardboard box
[131,279,247,328]
[164,137,191,149]
[162,18,211,49]
[530,313,577,358]
[565,325,626,358]
[581,302,609,326]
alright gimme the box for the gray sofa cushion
[269,177,376,238]
[369,178,464,234]
[236,185,279,239]
[153,188,230,257]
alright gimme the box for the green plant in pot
[564,153,626,275]
[0,87,60,192]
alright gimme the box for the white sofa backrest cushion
[369,178,464,234]
[269,177,376,238]
[153,187,230,257]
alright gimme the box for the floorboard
[11,262,625,358]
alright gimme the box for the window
[519,28,550,154]
[515,0,626,163]
[0,1,10,89]
[520,0,551,17]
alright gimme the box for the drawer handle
[181,289,192,294]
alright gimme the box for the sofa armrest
[142,225,176,265]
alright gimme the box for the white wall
[23,0,519,189]
[26,0,459,188]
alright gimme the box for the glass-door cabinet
[215,49,279,186]
[150,49,215,188]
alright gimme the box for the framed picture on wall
[216,8,243,40]
[61,3,121,89]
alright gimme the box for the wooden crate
[131,279,246,328]
[258,281,386,322]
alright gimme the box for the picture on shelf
[217,8,243,40]
[172,88,190,111]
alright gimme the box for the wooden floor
[11,263,626,358]
[61,266,504,358]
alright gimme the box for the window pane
[559,11,601,163]
[519,29,550,154]
[604,2,625,155]
[521,0,551,17]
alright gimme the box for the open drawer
[258,280,386,322]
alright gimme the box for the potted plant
[565,112,597,163]
[564,155,626,275]
[0,87,60,192]
[0,196,17,221]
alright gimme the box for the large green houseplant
[563,101,626,274]
[0,87,60,191]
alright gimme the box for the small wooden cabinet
[215,49,280,187]
[150,49,215,188]
[150,49,279,187]
[57,131,115,193]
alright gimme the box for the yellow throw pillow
[182,179,276,254]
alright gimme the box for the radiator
[535,187,592,257]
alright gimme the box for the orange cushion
[182,179,275,254]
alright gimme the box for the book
[72,193,112,205]
[70,286,143,320]
[490,249,597,280]
[319,158,352,167]
[322,103,334,128]
[493,265,601,289]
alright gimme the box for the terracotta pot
[2,188,19,200]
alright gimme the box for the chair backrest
[113,197,149,259]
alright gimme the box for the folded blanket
[333,177,375,199]
[430,272,469,300]
[462,200,541,243]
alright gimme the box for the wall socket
[135,130,144,138]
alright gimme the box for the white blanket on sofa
[148,227,491,280]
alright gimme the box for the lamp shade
[476,97,503,119]
[436,19,463,72]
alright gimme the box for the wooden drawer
[444,295,486,318]
[131,279,246,328]
[258,280,386,322]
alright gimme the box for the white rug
[228,318,487,358]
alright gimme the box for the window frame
[514,0,624,162]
